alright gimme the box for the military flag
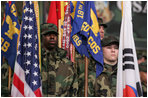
[70,1,103,77]
[47,1,68,49]
[47,1,61,27]
[60,1,68,49]
[1,1,20,69]
[60,1,68,33]
[61,2,73,60]
[11,1,42,97]
[116,1,143,97]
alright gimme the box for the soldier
[98,18,107,40]
[75,18,107,97]
[95,36,119,97]
[75,51,97,96]
[41,23,78,97]
[139,60,147,97]
[1,59,13,97]
[138,55,147,64]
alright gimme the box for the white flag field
[116,1,143,97]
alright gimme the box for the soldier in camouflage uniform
[41,23,78,97]
[95,36,119,97]
[75,51,97,96]
[98,17,107,40]
[1,59,13,97]
[75,18,108,96]
[139,60,147,97]
[138,55,146,64]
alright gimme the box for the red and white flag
[61,2,73,61]
[116,1,143,97]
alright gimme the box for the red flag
[47,1,61,27]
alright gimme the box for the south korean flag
[116,1,143,97]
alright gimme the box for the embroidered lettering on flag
[1,1,20,69]
[70,1,103,77]
[61,2,72,60]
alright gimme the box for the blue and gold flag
[1,1,20,70]
[71,1,103,77]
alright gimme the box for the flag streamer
[61,2,72,60]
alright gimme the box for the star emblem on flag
[11,1,42,97]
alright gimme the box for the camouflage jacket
[139,61,147,72]
[139,61,147,93]
[1,61,13,97]
[41,47,78,97]
[95,63,117,97]
[75,51,97,97]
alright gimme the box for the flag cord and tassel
[84,57,88,97]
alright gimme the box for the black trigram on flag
[122,48,142,97]
[123,48,135,70]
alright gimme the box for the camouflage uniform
[75,51,97,97]
[139,60,147,73]
[1,61,13,97]
[94,36,118,97]
[139,61,147,97]
[76,36,118,97]
[95,63,117,97]
[41,47,78,97]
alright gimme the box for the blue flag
[1,1,20,70]
[71,1,103,77]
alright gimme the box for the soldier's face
[42,33,58,50]
[99,26,105,40]
[102,44,119,64]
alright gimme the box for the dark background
[1,1,147,56]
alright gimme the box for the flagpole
[72,44,75,63]
[58,19,62,48]
[84,57,88,97]
[121,1,123,17]
[8,66,12,90]
[3,56,11,91]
